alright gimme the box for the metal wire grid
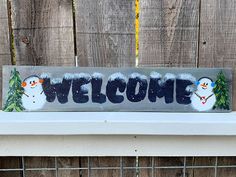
[0,157,236,177]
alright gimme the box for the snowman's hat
[23,75,40,82]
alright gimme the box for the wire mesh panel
[1,157,236,177]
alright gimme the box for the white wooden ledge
[0,112,235,135]
[1,112,236,156]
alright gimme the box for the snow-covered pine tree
[3,68,24,112]
[213,71,230,110]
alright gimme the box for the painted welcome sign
[2,66,232,112]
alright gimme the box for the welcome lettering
[40,72,196,105]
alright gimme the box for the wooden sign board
[2,66,233,112]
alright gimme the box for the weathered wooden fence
[0,0,236,177]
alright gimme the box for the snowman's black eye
[206,83,208,85]
[30,81,32,84]
[33,81,35,83]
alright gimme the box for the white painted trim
[0,112,236,156]
[1,135,236,156]
[0,112,235,135]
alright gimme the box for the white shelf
[1,112,236,156]
[0,112,235,135]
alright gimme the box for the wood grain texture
[139,0,199,67]
[0,0,11,107]
[75,0,136,67]
[186,157,215,177]
[187,168,215,177]
[24,157,56,177]
[155,157,184,177]
[138,157,216,177]
[24,157,55,168]
[58,157,88,177]
[6,1,74,175]
[11,0,74,66]
[138,157,152,177]
[89,157,120,177]
[138,157,184,177]
[199,0,236,110]
[217,157,236,177]
[0,157,21,177]
[123,157,137,177]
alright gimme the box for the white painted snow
[64,73,74,80]
[129,73,147,80]
[177,73,196,82]
[92,72,104,78]
[40,73,51,79]
[150,72,162,79]
[74,73,91,80]
[51,78,63,84]
[108,72,127,82]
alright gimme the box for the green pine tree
[3,68,25,112]
[213,71,230,110]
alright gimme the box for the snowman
[191,77,216,111]
[21,75,46,111]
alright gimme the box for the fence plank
[199,0,236,110]
[25,157,56,177]
[89,157,120,177]
[138,1,199,176]
[58,157,88,177]
[74,0,136,175]
[9,0,75,176]
[75,0,136,67]
[11,0,75,66]
[186,157,215,177]
[139,0,199,67]
[138,157,152,177]
[217,157,236,177]
[0,0,11,107]
[123,157,137,177]
[0,157,21,177]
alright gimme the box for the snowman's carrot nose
[31,82,37,86]
[201,83,207,88]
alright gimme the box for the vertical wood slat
[8,0,75,177]
[217,157,236,177]
[89,157,120,177]
[138,1,200,176]
[24,157,56,177]
[199,0,236,110]
[186,157,216,177]
[75,0,136,67]
[11,0,75,66]
[138,0,199,67]
[0,157,21,177]
[138,157,184,177]
[138,157,152,177]
[0,0,11,106]
[74,0,136,175]
[57,157,88,177]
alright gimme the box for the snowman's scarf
[194,92,214,103]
